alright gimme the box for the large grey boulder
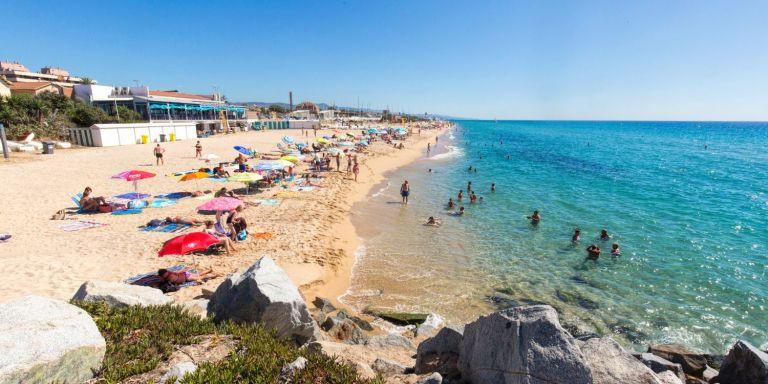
[0,296,106,384]
[311,297,336,313]
[321,317,369,344]
[581,337,662,384]
[72,280,171,308]
[655,370,684,384]
[208,256,315,344]
[715,340,768,384]
[417,372,443,384]
[634,352,686,383]
[458,305,593,384]
[415,326,463,378]
[365,333,413,348]
[371,358,407,375]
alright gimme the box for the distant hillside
[233,100,462,120]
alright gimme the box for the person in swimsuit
[203,220,236,255]
[491,183,496,192]
[353,162,360,182]
[611,243,621,256]
[458,190,463,200]
[194,141,202,158]
[528,210,541,224]
[165,216,203,226]
[215,187,236,198]
[154,144,165,165]
[586,244,601,259]
[158,267,219,284]
[79,187,108,212]
[572,228,581,243]
[425,216,441,227]
[400,180,410,204]
[467,181,472,192]
[447,198,455,209]
[600,229,611,241]
[335,153,341,172]
[457,206,465,216]
[226,206,246,240]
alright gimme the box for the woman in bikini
[158,267,219,284]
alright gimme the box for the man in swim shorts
[400,180,410,204]
[154,144,165,165]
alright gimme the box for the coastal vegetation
[0,92,144,139]
[75,301,379,383]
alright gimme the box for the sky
[4,0,768,120]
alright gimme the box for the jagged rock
[312,297,336,313]
[337,309,349,319]
[582,337,662,384]
[372,358,407,375]
[0,296,106,384]
[72,280,172,307]
[278,356,307,383]
[181,299,210,319]
[457,305,593,384]
[323,318,369,344]
[208,256,315,345]
[634,352,687,383]
[416,372,443,384]
[414,314,445,338]
[715,340,768,384]
[648,344,708,378]
[366,333,414,349]
[350,316,374,331]
[656,370,684,384]
[415,326,463,378]
[160,362,197,384]
[702,365,719,382]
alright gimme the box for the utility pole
[0,124,9,159]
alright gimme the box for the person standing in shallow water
[400,180,410,204]
[491,183,496,192]
[527,210,540,224]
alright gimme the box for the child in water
[611,243,621,256]
[528,210,541,224]
[425,216,442,227]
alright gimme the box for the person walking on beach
[353,162,359,182]
[194,141,202,158]
[154,144,165,165]
[427,142,431,155]
[335,153,341,172]
[400,180,410,204]
[346,156,352,173]
[313,127,318,137]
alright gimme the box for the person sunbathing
[158,267,219,284]
[165,216,203,226]
[203,220,237,255]
[213,167,231,178]
[215,187,237,198]
[79,187,108,212]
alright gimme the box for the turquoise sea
[343,120,768,353]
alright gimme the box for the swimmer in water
[447,198,455,209]
[586,244,601,259]
[491,183,496,192]
[527,210,541,224]
[458,190,463,200]
[572,228,581,243]
[428,168,433,173]
[611,242,621,256]
[467,181,472,192]
[599,229,611,241]
[479,196,484,203]
[426,216,441,227]
[468,166,473,172]
[457,206,465,215]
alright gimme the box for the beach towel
[114,192,150,200]
[251,232,274,239]
[141,223,191,233]
[124,264,202,291]
[253,199,281,205]
[155,192,192,200]
[149,199,176,208]
[112,209,143,215]
[59,221,106,232]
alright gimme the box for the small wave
[371,182,391,197]
[448,134,455,140]
[430,145,464,160]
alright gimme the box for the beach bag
[128,199,147,209]
[51,209,67,220]
[237,229,248,241]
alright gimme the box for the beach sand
[0,126,445,305]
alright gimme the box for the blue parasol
[233,146,252,156]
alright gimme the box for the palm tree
[80,77,94,85]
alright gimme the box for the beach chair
[71,193,88,213]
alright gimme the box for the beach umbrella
[327,148,344,157]
[233,145,252,156]
[280,155,300,163]
[158,232,220,257]
[197,197,243,212]
[357,141,369,146]
[179,171,210,190]
[228,172,263,194]
[367,128,379,134]
[337,141,354,147]
[316,138,328,144]
[112,170,156,194]
[200,153,219,161]
[254,160,291,171]
[322,135,331,140]
[282,135,295,144]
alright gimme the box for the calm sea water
[343,120,768,353]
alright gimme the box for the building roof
[149,90,212,101]
[10,81,53,90]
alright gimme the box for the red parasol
[158,232,220,257]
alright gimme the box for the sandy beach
[0,126,446,305]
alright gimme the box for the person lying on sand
[158,267,219,284]
[203,220,236,255]
[166,216,203,226]
[215,187,237,198]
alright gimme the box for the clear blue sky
[5,0,768,120]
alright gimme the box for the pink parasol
[197,197,243,212]
[111,170,156,193]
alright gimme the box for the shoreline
[302,126,449,307]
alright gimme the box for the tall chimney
[289,91,293,111]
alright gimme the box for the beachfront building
[0,77,11,98]
[9,81,64,96]
[0,61,92,87]
[73,84,247,131]
[318,110,335,120]
[289,109,312,120]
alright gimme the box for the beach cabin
[69,122,197,147]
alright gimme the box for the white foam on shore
[430,145,464,161]
[371,181,391,197]
[338,244,375,306]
